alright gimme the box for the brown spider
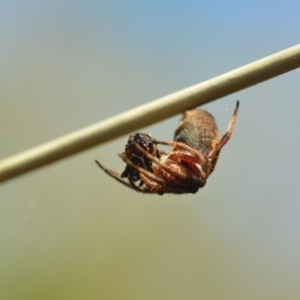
[96,101,239,195]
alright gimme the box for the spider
[96,101,239,195]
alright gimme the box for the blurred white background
[1,1,300,299]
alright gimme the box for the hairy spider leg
[119,154,180,194]
[95,160,154,193]
[137,163,196,194]
[153,140,207,178]
[96,159,188,195]
[154,140,206,165]
[206,101,239,171]
[129,141,204,185]
[95,160,137,189]
[120,147,203,194]
[119,154,166,185]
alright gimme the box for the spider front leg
[154,140,206,165]
[130,141,205,183]
[153,140,207,179]
[119,154,167,186]
[95,160,154,194]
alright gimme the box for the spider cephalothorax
[96,101,239,195]
[120,133,160,183]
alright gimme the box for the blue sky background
[1,1,300,299]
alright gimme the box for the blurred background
[1,1,300,299]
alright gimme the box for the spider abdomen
[174,109,220,158]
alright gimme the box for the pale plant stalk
[1,44,300,183]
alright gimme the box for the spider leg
[208,101,239,159]
[154,140,206,165]
[121,158,183,195]
[95,160,137,189]
[140,172,196,194]
[95,160,154,194]
[119,153,193,194]
[205,101,239,176]
[119,154,166,185]
[130,141,204,184]
[127,177,152,193]
[136,166,195,195]
[123,155,176,194]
